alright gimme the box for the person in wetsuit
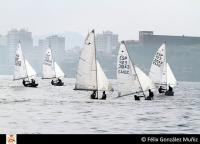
[91,90,97,99]
[101,91,107,100]
[145,89,154,100]
[158,86,165,93]
[134,95,140,101]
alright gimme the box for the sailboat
[74,29,113,99]
[42,47,65,86]
[149,43,177,96]
[13,41,38,87]
[117,41,155,99]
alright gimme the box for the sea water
[0,76,200,134]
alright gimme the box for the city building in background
[96,31,119,53]
[126,31,200,81]
[39,35,66,63]
[7,29,33,65]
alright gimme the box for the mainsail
[149,43,177,88]
[42,48,55,79]
[74,30,113,92]
[13,42,37,80]
[42,47,65,79]
[117,41,153,97]
[74,30,97,90]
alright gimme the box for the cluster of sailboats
[13,41,65,87]
[13,29,177,100]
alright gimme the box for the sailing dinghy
[74,29,113,99]
[13,42,38,87]
[149,43,177,96]
[42,47,65,86]
[117,41,155,100]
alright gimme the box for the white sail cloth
[117,41,155,97]
[149,43,177,88]
[74,30,113,91]
[13,42,37,80]
[42,47,65,79]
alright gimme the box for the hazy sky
[0,0,199,40]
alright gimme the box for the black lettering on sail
[118,54,130,74]
[44,54,52,66]
[15,54,21,66]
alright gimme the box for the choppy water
[0,76,200,134]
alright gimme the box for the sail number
[153,52,164,67]
[15,54,21,66]
[118,55,130,74]
[44,53,52,66]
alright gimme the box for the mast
[20,41,29,81]
[93,29,98,98]
[164,41,167,90]
[123,41,146,98]
[50,45,56,79]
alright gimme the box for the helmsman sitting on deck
[100,91,107,100]
[145,89,154,100]
[51,78,64,86]
[22,79,38,87]
[158,86,166,94]
[134,95,140,101]
[91,90,98,99]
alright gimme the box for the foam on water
[0,76,200,134]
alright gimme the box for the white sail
[42,48,56,79]
[74,30,97,90]
[135,66,156,96]
[13,42,27,80]
[25,59,37,79]
[96,61,113,91]
[54,62,65,78]
[166,63,177,87]
[117,41,145,96]
[149,43,166,87]
[13,42,37,81]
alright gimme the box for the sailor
[22,79,26,86]
[91,90,97,99]
[31,79,35,84]
[168,85,173,92]
[145,89,154,100]
[51,79,54,85]
[158,86,165,93]
[101,91,106,100]
[134,95,140,101]
[57,78,62,84]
